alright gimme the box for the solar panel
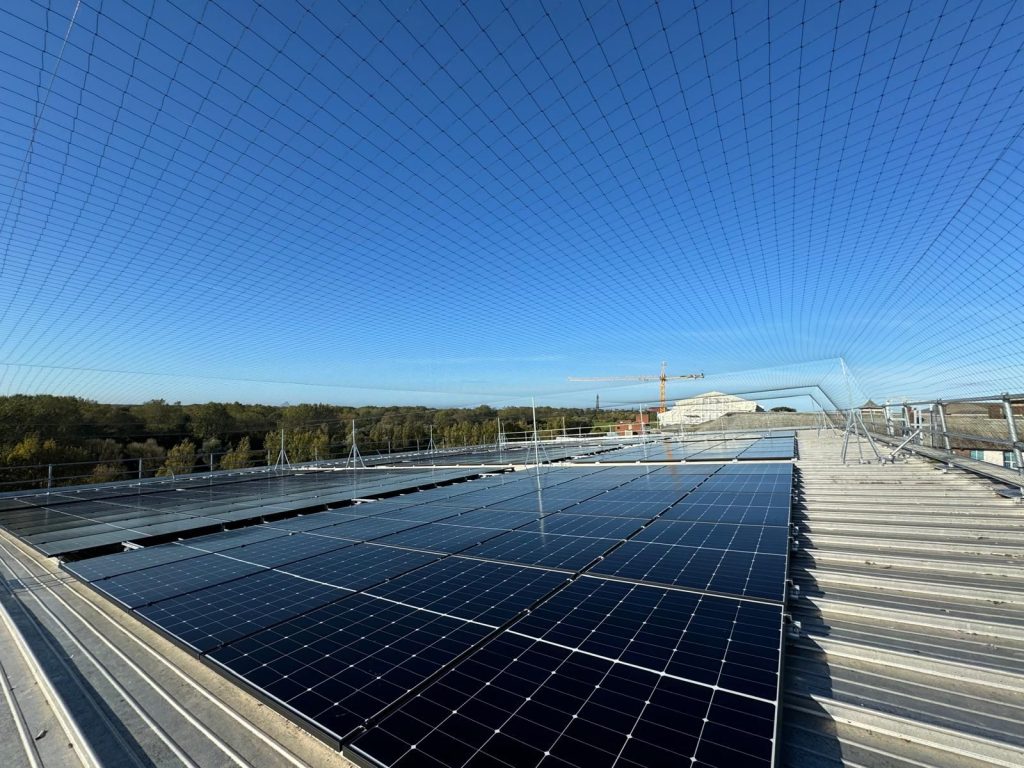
[189,531,353,568]
[661,497,791,526]
[715,462,794,475]
[274,543,440,591]
[518,514,646,541]
[0,467,481,557]
[740,437,796,459]
[444,508,545,530]
[561,497,669,519]
[136,569,350,653]
[461,530,617,571]
[347,631,777,768]
[88,554,268,609]
[64,541,207,582]
[370,523,508,554]
[305,516,429,542]
[634,520,790,554]
[181,526,295,551]
[680,489,791,511]
[267,511,371,532]
[509,578,783,699]
[364,557,568,626]
[589,541,788,601]
[207,593,493,745]
[481,494,587,513]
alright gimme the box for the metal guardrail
[832,391,1024,491]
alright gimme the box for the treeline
[0,395,633,488]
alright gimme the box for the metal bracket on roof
[841,408,882,464]
[882,427,922,464]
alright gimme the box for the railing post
[1002,395,1023,477]
[138,457,143,479]
[936,401,951,452]
[47,464,53,491]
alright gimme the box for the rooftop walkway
[783,432,1024,768]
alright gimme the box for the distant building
[615,413,650,436]
[657,391,759,427]
[944,401,1022,470]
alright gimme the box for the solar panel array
[58,457,794,767]
[570,434,796,463]
[0,466,478,556]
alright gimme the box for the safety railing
[848,392,1024,491]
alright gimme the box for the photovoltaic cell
[365,557,568,626]
[740,437,795,459]
[461,531,615,571]
[370,523,508,554]
[306,516,427,542]
[89,554,268,609]
[596,488,691,506]
[267,511,371,532]
[444,508,544,530]
[518,514,646,541]
[559,497,667,519]
[661,498,791,527]
[589,541,788,601]
[275,543,440,591]
[208,593,492,743]
[178,526,291,551]
[348,632,776,768]
[193,531,353,568]
[64,541,205,582]
[509,577,783,699]
[634,520,790,555]
[136,569,350,653]
[715,462,793,475]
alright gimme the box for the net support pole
[1002,395,1024,491]
[936,401,951,452]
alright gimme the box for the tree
[90,464,124,483]
[130,399,186,437]
[157,440,197,476]
[771,406,796,413]
[126,439,167,477]
[265,428,330,464]
[187,402,235,442]
[220,437,255,470]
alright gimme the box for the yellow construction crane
[568,362,704,413]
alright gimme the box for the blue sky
[1,0,1023,409]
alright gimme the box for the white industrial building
[657,391,760,427]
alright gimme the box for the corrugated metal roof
[783,432,1024,767]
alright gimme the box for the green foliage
[157,440,197,477]
[90,463,125,483]
[0,395,612,488]
[125,439,166,477]
[84,438,122,462]
[265,428,329,464]
[188,402,235,441]
[0,434,92,487]
[220,437,255,470]
[0,395,87,441]
[130,399,186,436]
